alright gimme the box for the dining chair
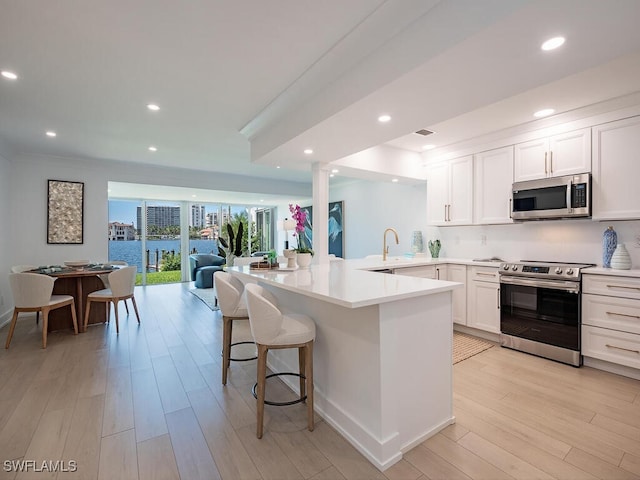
[84,266,139,334]
[98,261,131,313]
[11,265,40,323]
[6,273,78,349]
[11,265,37,273]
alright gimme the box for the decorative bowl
[64,260,90,268]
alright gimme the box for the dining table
[29,265,116,332]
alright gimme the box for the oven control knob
[512,265,518,271]
[566,268,574,275]
[503,264,510,270]
[555,267,563,274]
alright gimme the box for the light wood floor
[1,282,639,480]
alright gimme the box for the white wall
[0,148,12,323]
[433,220,640,267]
[330,179,428,259]
[9,153,310,269]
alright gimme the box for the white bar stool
[244,283,315,439]
[214,271,257,385]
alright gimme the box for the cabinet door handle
[509,198,512,219]
[549,151,553,174]
[605,344,640,354]
[606,311,640,319]
[544,151,548,175]
[448,204,451,222]
[497,287,500,310]
[444,204,448,222]
[606,285,640,291]
[436,267,440,280]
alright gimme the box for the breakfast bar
[230,260,461,471]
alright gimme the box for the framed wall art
[47,179,84,244]
[300,200,344,257]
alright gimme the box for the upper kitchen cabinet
[514,128,591,182]
[474,146,514,224]
[426,155,473,226]
[592,116,640,220]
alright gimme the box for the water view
[109,239,220,272]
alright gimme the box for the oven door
[499,276,580,351]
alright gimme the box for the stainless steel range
[498,260,593,367]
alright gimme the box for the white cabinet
[427,156,473,226]
[582,273,640,370]
[466,266,500,333]
[446,264,467,325]
[592,116,640,220]
[514,128,591,182]
[474,146,514,224]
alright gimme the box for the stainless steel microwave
[511,173,591,220]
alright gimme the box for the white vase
[283,249,297,268]
[296,253,312,268]
[610,244,632,270]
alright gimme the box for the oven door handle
[499,275,580,293]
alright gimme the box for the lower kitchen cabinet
[395,264,446,279]
[466,266,500,333]
[447,264,467,325]
[582,273,640,369]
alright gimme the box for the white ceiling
[3,0,640,200]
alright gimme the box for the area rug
[190,288,219,311]
[453,332,494,364]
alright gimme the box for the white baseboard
[453,324,500,343]
[583,356,640,381]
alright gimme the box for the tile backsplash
[429,219,640,268]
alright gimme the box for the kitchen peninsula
[230,258,462,471]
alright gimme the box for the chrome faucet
[383,228,399,261]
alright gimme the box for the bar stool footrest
[252,372,307,406]
[221,341,258,362]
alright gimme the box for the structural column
[311,162,330,259]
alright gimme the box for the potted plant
[217,221,244,266]
[289,204,313,267]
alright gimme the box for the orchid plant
[289,204,313,255]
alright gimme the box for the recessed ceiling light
[147,103,160,111]
[391,178,399,183]
[533,108,555,118]
[191,194,197,198]
[260,199,264,202]
[378,114,391,123]
[541,36,565,51]
[331,169,339,174]
[422,144,435,151]
[1,70,18,80]
[45,131,57,137]
[276,166,281,169]
[148,146,157,152]
[304,149,313,155]
[329,174,335,178]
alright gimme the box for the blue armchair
[189,254,225,289]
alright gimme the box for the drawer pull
[606,311,640,319]
[606,285,640,291]
[605,344,640,354]
[477,272,496,277]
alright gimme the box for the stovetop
[498,260,594,281]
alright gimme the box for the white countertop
[582,266,640,277]
[229,259,463,309]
